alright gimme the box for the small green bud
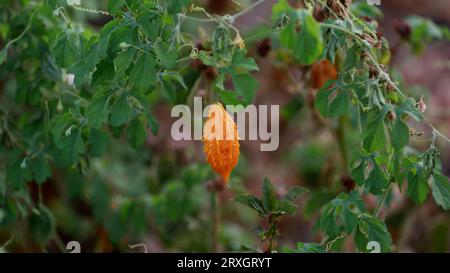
[119,42,130,49]
[65,127,72,137]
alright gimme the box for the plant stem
[210,191,220,252]
[374,184,391,218]
[336,116,349,175]
[265,215,279,253]
[180,0,270,23]
[3,6,41,50]
[53,232,66,253]
[231,0,269,21]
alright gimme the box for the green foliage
[29,204,55,245]
[431,173,450,210]
[318,191,393,252]
[235,177,307,251]
[272,0,323,65]
[0,0,449,253]
[235,177,308,218]
[294,11,324,65]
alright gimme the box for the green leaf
[231,49,259,73]
[6,150,32,189]
[234,194,267,217]
[431,173,450,210]
[314,80,337,117]
[398,98,422,121]
[52,31,81,68]
[356,214,393,253]
[271,0,295,21]
[274,199,297,215]
[88,129,110,157]
[294,12,323,65]
[84,20,118,70]
[129,53,156,91]
[137,10,161,40]
[351,2,383,19]
[127,118,147,148]
[198,50,215,66]
[110,25,137,53]
[231,73,259,105]
[217,90,243,106]
[92,60,115,86]
[351,159,367,186]
[154,41,177,69]
[159,78,176,103]
[262,177,277,213]
[393,151,405,188]
[167,0,192,13]
[69,61,90,88]
[86,88,111,129]
[50,112,74,144]
[320,191,365,238]
[29,204,55,245]
[328,91,350,117]
[160,71,187,89]
[363,110,387,152]
[366,161,389,195]
[114,48,136,78]
[407,168,429,204]
[279,23,296,49]
[110,95,133,127]
[342,204,359,233]
[108,0,125,13]
[282,186,308,203]
[212,24,232,61]
[59,127,85,165]
[31,155,52,184]
[391,118,409,150]
[146,112,159,136]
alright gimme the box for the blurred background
[0,0,449,252]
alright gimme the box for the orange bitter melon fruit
[203,103,240,183]
[311,59,338,89]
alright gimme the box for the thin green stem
[243,28,280,43]
[179,14,217,23]
[231,0,269,21]
[374,184,392,218]
[53,232,67,253]
[38,184,44,204]
[180,0,270,24]
[2,7,41,51]
[336,116,349,175]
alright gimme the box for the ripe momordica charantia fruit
[203,103,240,183]
[311,59,338,89]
